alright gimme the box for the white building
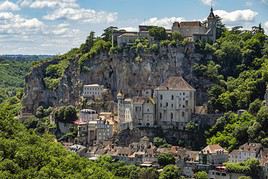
[117,92,133,131]
[154,76,196,130]
[229,143,262,163]
[172,8,217,42]
[208,168,246,179]
[79,109,98,122]
[82,84,105,98]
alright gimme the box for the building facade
[199,144,229,166]
[82,84,105,98]
[154,76,196,130]
[117,92,133,131]
[79,109,98,122]
[117,76,196,131]
[229,143,263,163]
[132,96,156,127]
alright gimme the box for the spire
[208,6,215,19]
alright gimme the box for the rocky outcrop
[22,46,211,112]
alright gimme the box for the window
[171,95,174,100]
[160,103,162,107]
[186,100,188,106]
[182,112,185,117]
[166,102,168,107]
[171,104,173,108]
[171,113,173,120]
[160,112,162,119]
[160,95,163,100]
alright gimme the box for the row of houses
[84,140,268,178]
[58,109,116,146]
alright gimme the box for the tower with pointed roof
[207,7,217,42]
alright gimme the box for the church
[172,8,218,42]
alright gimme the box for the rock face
[22,46,210,112]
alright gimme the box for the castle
[116,8,218,47]
[117,76,196,131]
[172,7,217,42]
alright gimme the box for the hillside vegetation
[193,27,268,150]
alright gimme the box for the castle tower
[117,91,125,130]
[207,7,217,42]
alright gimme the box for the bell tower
[207,7,217,42]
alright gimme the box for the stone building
[229,143,263,163]
[82,84,106,98]
[117,92,133,131]
[172,8,217,42]
[132,96,156,127]
[74,118,113,146]
[154,76,196,130]
[117,25,154,47]
[79,109,98,122]
[199,144,229,166]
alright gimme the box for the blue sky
[0,0,267,55]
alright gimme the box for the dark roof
[208,7,215,18]
[155,76,195,91]
[180,21,202,27]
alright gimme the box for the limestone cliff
[22,46,211,112]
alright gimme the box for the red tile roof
[202,144,227,154]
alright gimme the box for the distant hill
[0,55,54,61]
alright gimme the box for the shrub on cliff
[54,105,77,123]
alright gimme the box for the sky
[0,0,267,55]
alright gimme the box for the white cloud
[201,0,214,6]
[18,0,78,8]
[142,17,185,29]
[0,0,20,11]
[120,27,138,32]
[18,0,117,24]
[214,9,258,23]
[0,12,44,34]
[18,0,78,9]
[43,7,117,23]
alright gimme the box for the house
[154,76,196,130]
[199,144,229,165]
[260,148,268,179]
[88,119,113,144]
[82,84,106,98]
[117,25,154,47]
[172,8,217,42]
[208,166,247,179]
[79,109,98,122]
[229,143,263,163]
[132,96,156,127]
[99,112,118,134]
